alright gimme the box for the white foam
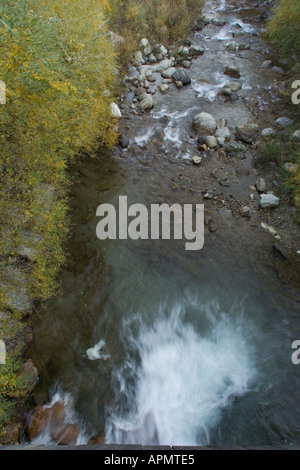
[86,339,110,361]
[164,125,182,146]
[134,128,155,147]
[31,390,89,445]
[106,300,257,445]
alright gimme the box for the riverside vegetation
[0,0,299,443]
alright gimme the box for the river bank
[1,0,300,446]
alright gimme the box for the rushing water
[29,0,300,446]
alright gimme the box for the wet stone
[209,224,219,233]
[238,168,250,176]
[192,156,202,165]
[273,243,287,259]
[202,190,214,199]
[230,93,239,101]
[219,180,231,187]
[240,206,252,218]
[204,216,213,226]
[211,168,228,181]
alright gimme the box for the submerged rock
[227,82,242,92]
[211,168,228,181]
[227,42,239,52]
[189,45,204,56]
[224,66,240,79]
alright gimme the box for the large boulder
[172,68,191,86]
[26,400,79,445]
[193,112,217,135]
[17,360,39,397]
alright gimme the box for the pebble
[219,180,231,187]
[238,168,250,176]
[230,93,239,101]
[211,168,228,180]
[192,156,202,165]
[158,84,169,93]
[204,215,213,226]
[203,190,214,199]
[205,136,218,149]
[256,177,266,192]
[209,224,219,233]
[240,206,252,218]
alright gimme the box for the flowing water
[29,0,300,446]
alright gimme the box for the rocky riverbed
[6,0,300,446]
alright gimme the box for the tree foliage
[0,0,119,300]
